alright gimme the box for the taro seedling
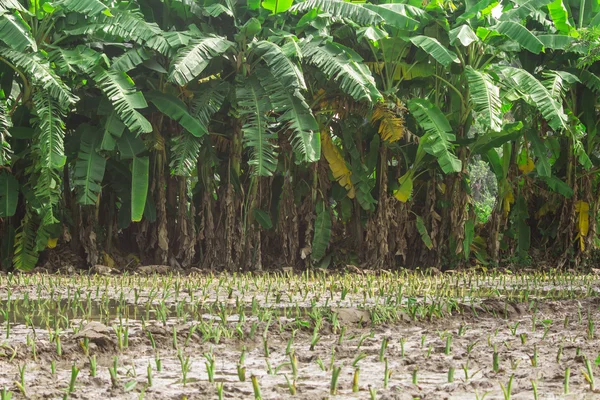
[251,375,262,400]
[330,365,342,395]
[357,332,371,350]
[541,320,552,340]
[379,336,389,361]
[177,350,192,386]
[284,374,297,395]
[529,345,538,367]
[399,337,407,358]
[369,385,377,400]
[89,355,97,377]
[556,343,565,363]
[531,379,539,400]
[500,374,514,400]
[508,322,520,336]
[353,367,360,392]
[109,361,118,388]
[237,358,246,382]
[445,334,452,355]
[147,364,152,387]
[493,346,500,373]
[582,357,595,391]
[315,357,326,372]
[66,364,80,397]
[203,351,214,383]
[15,364,26,397]
[0,388,11,400]
[289,350,298,379]
[155,352,162,372]
[448,367,455,383]
[309,325,320,351]
[352,352,367,367]
[216,382,224,400]
[519,333,527,345]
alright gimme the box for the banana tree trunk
[155,151,169,265]
[225,119,244,271]
[175,178,195,267]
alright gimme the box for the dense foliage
[1,0,600,271]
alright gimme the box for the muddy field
[0,270,598,399]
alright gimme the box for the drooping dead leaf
[300,247,311,260]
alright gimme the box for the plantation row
[0,271,599,398]
[0,0,599,271]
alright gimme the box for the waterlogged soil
[0,272,598,399]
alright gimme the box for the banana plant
[0,0,91,269]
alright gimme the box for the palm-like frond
[257,69,320,163]
[93,67,152,135]
[74,129,106,205]
[146,91,206,137]
[169,0,205,17]
[362,3,420,31]
[493,21,544,54]
[190,82,228,127]
[110,48,151,72]
[99,112,125,151]
[251,41,306,90]
[465,67,502,132]
[163,31,195,48]
[117,130,145,159]
[12,212,39,271]
[410,36,460,67]
[201,3,234,17]
[537,34,575,50]
[170,132,202,176]
[407,98,462,174]
[279,90,320,162]
[547,0,573,34]
[494,66,568,131]
[65,10,170,54]
[55,0,111,16]
[31,92,66,221]
[0,0,26,12]
[541,70,579,99]
[0,12,36,52]
[0,49,78,107]
[449,25,479,47]
[457,0,498,22]
[500,0,554,21]
[291,0,383,25]
[168,35,233,86]
[170,0,234,18]
[578,70,600,94]
[237,76,278,177]
[50,45,105,75]
[301,39,381,103]
[33,91,66,170]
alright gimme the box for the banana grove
[1,0,599,271]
